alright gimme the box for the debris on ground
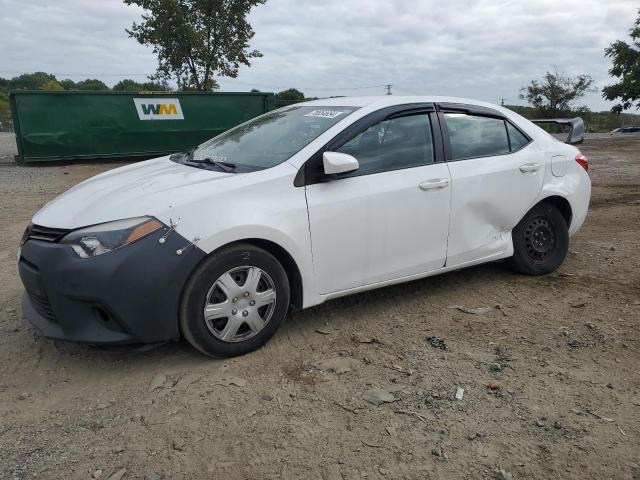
[351,333,381,344]
[211,376,247,387]
[315,328,331,335]
[312,357,354,374]
[496,469,513,480]
[455,387,464,400]
[174,373,202,391]
[426,336,448,350]
[448,305,492,315]
[172,437,186,451]
[107,469,127,480]
[149,373,168,392]
[586,409,615,422]
[363,388,397,405]
[489,363,503,372]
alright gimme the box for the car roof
[300,95,504,110]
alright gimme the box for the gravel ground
[0,135,638,480]
[0,133,18,162]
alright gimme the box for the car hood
[32,156,235,229]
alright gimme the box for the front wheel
[180,243,290,358]
[508,202,569,275]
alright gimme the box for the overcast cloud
[0,0,637,110]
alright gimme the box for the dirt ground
[0,133,638,480]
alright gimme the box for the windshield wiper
[186,156,237,172]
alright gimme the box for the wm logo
[141,103,178,115]
[134,98,184,120]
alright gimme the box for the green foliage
[0,91,10,130]
[124,0,266,91]
[39,80,64,90]
[520,69,595,117]
[112,78,172,91]
[8,72,58,90]
[275,88,305,107]
[73,79,110,91]
[603,9,640,112]
[59,79,77,90]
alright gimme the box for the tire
[508,202,569,275]
[180,243,290,358]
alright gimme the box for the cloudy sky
[0,0,637,111]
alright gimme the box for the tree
[276,88,305,107]
[39,80,64,90]
[59,79,77,90]
[113,78,171,91]
[519,69,594,117]
[603,10,640,113]
[73,79,110,91]
[9,72,58,90]
[124,0,265,91]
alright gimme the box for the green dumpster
[10,91,276,163]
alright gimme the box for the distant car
[611,126,640,133]
[18,96,591,358]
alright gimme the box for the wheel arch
[534,195,573,227]
[204,238,304,310]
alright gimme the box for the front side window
[336,113,435,176]
[188,106,356,170]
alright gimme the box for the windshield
[189,105,357,170]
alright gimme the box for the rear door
[438,104,545,266]
[303,106,452,293]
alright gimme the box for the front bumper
[18,227,205,345]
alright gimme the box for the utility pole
[385,84,392,95]
[501,98,505,106]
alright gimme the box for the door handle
[519,163,542,173]
[419,178,450,191]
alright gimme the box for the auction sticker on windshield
[304,110,346,119]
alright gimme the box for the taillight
[575,153,588,172]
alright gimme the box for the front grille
[28,292,57,322]
[22,223,70,244]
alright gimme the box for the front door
[305,111,452,294]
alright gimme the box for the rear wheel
[508,202,569,275]
[180,243,290,358]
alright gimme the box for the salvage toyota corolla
[18,96,591,357]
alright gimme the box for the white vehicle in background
[18,96,591,358]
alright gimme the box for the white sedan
[18,96,591,357]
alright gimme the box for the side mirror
[323,151,359,175]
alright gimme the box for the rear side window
[444,113,509,160]
[506,122,530,151]
[336,113,435,176]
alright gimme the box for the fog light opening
[94,306,111,324]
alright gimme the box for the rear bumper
[18,228,204,345]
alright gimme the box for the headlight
[61,217,163,258]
